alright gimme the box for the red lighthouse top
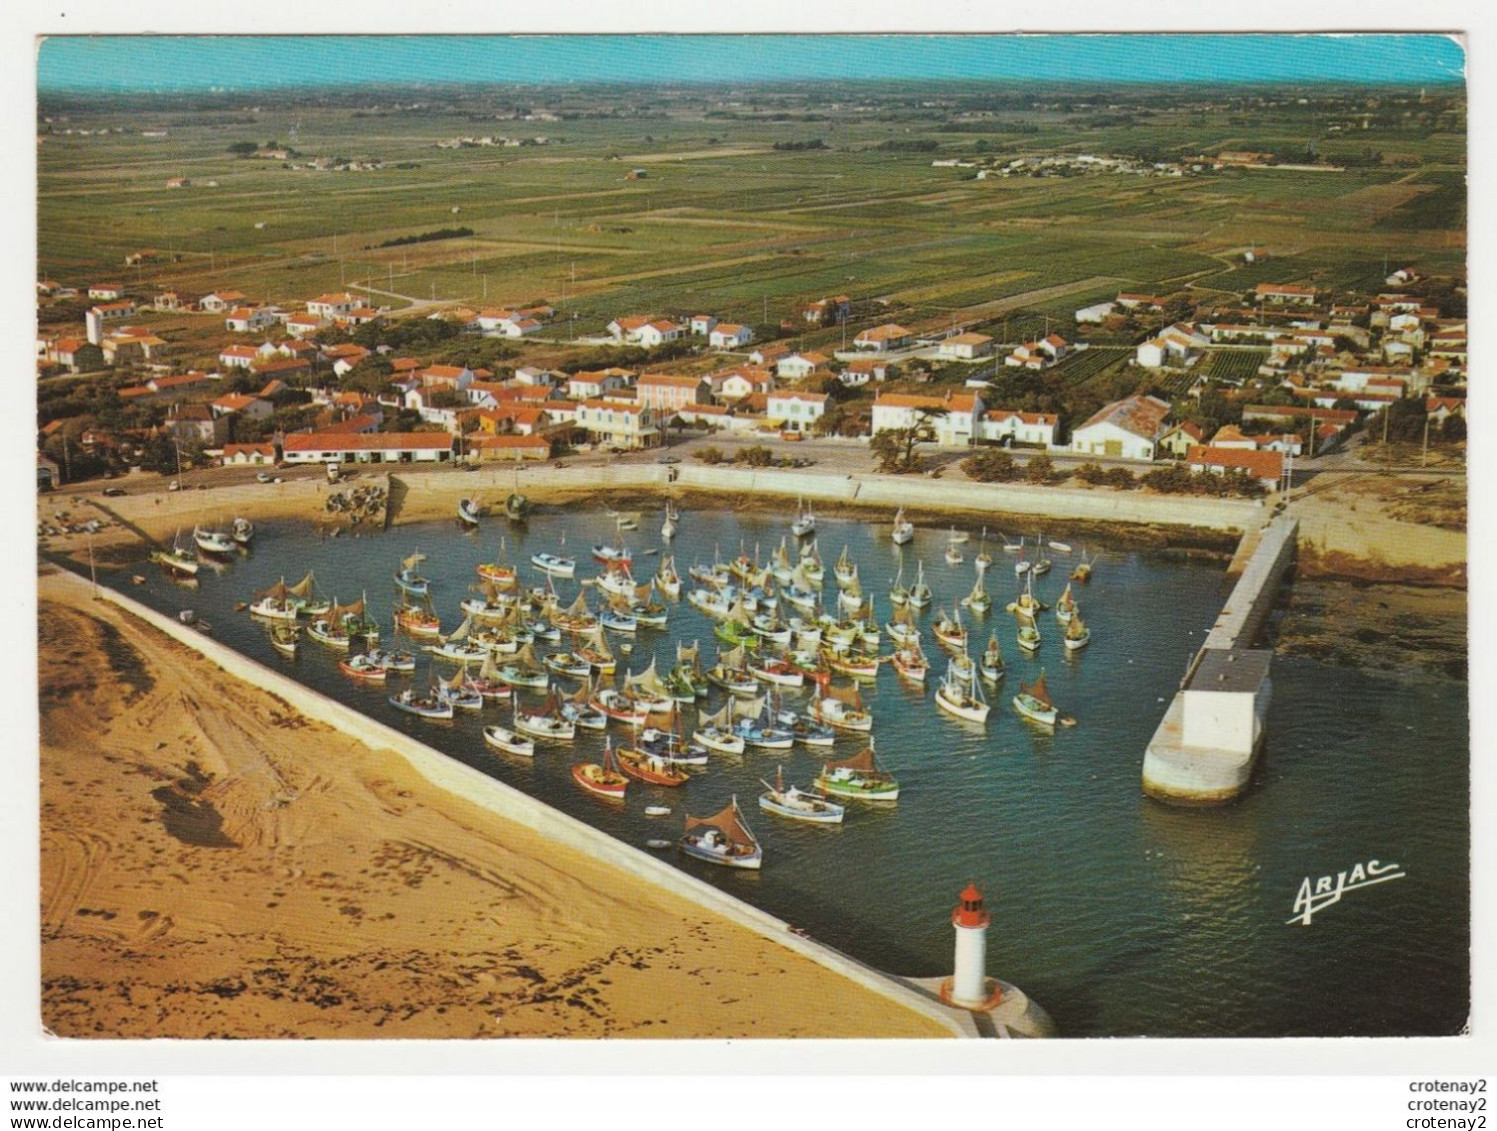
[952,883,991,929]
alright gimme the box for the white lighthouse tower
[949,882,992,1008]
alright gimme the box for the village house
[803,295,852,325]
[253,356,313,382]
[938,332,995,361]
[1116,292,1171,313]
[1006,334,1070,370]
[1074,301,1118,325]
[635,373,713,415]
[220,442,277,466]
[1254,282,1319,307]
[210,393,274,422]
[200,291,248,314]
[1137,323,1209,369]
[471,433,554,462]
[689,315,718,336]
[167,404,225,447]
[476,308,543,338]
[1186,444,1284,490]
[153,290,195,311]
[979,409,1058,449]
[225,306,279,333]
[607,316,683,347]
[42,338,104,373]
[90,299,137,321]
[88,283,125,301]
[306,292,362,320]
[749,345,793,368]
[219,344,260,370]
[1425,397,1466,426]
[575,400,659,450]
[566,368,634,400]
[853,323,914,352]
[710,367,775,403]
[281,431,455,466]
[775,351,830,380]
[101,331,168,366]
[1156,421,1206,459]
[708,322,755,349]
[766,391,828,434]
[285,312,324,337]
[1069,394,1173,461]
[839,357,889,386]
[871,390,984,448]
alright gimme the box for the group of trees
[960,448,1057,484]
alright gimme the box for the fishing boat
[461,585,515,622]
[783,569,820,612]
[543,650,593,679]
[394,600,442,639]
[458,497,482,526]
[622,660,676,714]
[961,571,993,615]
[1071,549,1094,583]
[531,551,577,579]
[945,532,965,567]
[892,643,929,683]
[394,551,430,596]
[576,627,617,675]
[340,653,388,681]
[1017,620,1041,653]
[733,696,795,750]
[591,521,632,567]
[661,501,679,541]
[193,522,237,556]
[505,491,529,523]
[476,536,519,589]
[388,688,454,720]
[687,586,735,620]
[654,555,682,598]
[809,683,873,733]
[833,545,858,589]
[888,563,910,608]
[1007,570,1050,618]
[759,767,844,825]
[513,699,577,741]
[462,653,513,701]
[768,539,794,585]
[822,646,881,681]
[800,541,826,586]
[249,579,301,621]
[599,605,638,634]
[551,589,601,635]
[150,530,200,577]
[496,644,549,690]
[932,606,967,651]
[705,645,761,697]
[483,724,534,758]
[748,656,804,688]
[907,560,932,610]
[560,685,608,732]
[270,622,298,657]
[891,508,915,546]
[1014,545,1031,576]
[1013,670,1059,726]
[308,617,352,649]
[434,674,484,713]
[596,560,638,599]
[332,593,379,642]
[1063,613,1092,652]
[975,528,994,570]
[616,746,691,788]
[935,659,990,724]
[773,708,837,747]
[837,574,865,614]
[368,648,416,672]
[1002,531,1025,554]
[680,797,762,870]
[791,497,817,538]
[816,743,899,802]
[571,738,628,801]
[1055,583,1078,624]
[634,723,711,767]
[693,702,746,755]
[590,687,649,726]
[979,632,1005,683]
[231,517,254,545]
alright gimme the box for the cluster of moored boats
[219,500,1098,871]
[148,518,255,577]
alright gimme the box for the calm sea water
[107,507,1469,1038]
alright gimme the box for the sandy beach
[37,569,954,1039]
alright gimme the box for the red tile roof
[283,432,452,453]
[1187,445,1284,481]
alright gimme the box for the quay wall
[65,570,972,1038]
[1142,513,1299,805]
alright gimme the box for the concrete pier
[1142,514,1299,804]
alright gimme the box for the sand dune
[38,572,953,1039]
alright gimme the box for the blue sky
[37,34,1465,92]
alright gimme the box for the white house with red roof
[710,366,775,403]
[1254,283,1318,307]
[477,308,543,338]
[980,409,1058,448]
[210,393,274,422]
[282,431,455,465]
[200,291,248,313]
[219,344,260,370]
[803,295,852,325]
[871,390,984,447]
[766,391,828,434]
[1187,445,1283,490]
[775,351,829,380]
[1070,395,1172,461]
[285,312,324,337]
[708,322,755,349]
[938,332,994,361]
[567,368,634,400]
[575,400,660,449]
[306,292,362,320]
[607,316,682,347]
[854,323,914,352]
[88,283,125,301]
[689,314,718,336]
[636,373,713,414]
[225,306,278,333]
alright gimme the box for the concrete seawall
[1142,513,1299,805]
[61,569,985,1038]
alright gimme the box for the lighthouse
[950,882,992,1007]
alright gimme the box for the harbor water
[110,507,1469,1038]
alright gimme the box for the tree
[962,449,1018,482]
[1074,461,1106,485]
[1025,453,1054,483]
[871,428,922,474]
[227,140,259,156]
[1440,415,1467,443]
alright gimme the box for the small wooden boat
[759,767,844,824]
[979,632,1005,683]
[1017,622,1041,652]
[496,645,549,690]
[1031,535,1053,577]
[483,724,534,757]
[892,645,929,683]
[935,659,990,724]
[531,551,577,579]
[434,677,484,712]
[680,797,762,870]
[1055,583,1078,624]
[1013,670,1059,726]
[1071,548,1094,583]
[975,528,994,570]
[231,517,255,545]
[270,622,298,657]
[932,606,968,651]
[590,687,649,726]
[644,805,672,817]
[661,502,679,541]
[340,653,388,681]
[791,497,817,538]
[693,702,746,755]
[907,560,932,610]
[394,602,442,638]
[891,508,915,546]
[572,739,628,801]
[961,572,993,615]
[1049,540,1073,554]
[816,743,899,802]
[388,689,454,720]
[748,657,804,688]
[505,491,529,523]
[1063,613,1091,651]
[513,700,576,741]
[833,545,858,589]
[774,709,837,747]
[458,498,482,526]
[654,554,682,598]
[800,542,826,586]
[809,684,873,733]
[368,648,416,672]
[393,551,430,595]
[617,746,691,788]
[193,524,237,555]
[477,536,519,588]
[1001,531,1024,553]
[544,651,593,679]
